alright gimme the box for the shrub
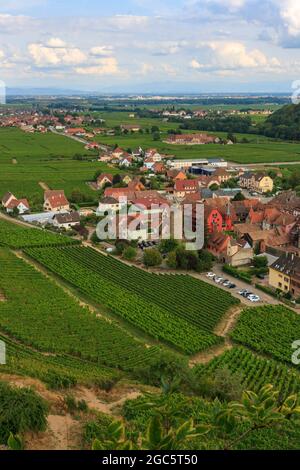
[143,248,162,267]
[0,381,48,444]
[123,246,137,261]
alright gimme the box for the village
[2,132,300,306]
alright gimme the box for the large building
[269,253,300,298]
[239,172,274,194]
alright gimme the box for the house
[205,205,223,233]
[52,212,80,230]
[144,149,162,162]
[165,133,219,145]
[85,142,100,150]
[167,169,187,181]
[96,173,114,189]
[111,147,125,159]
[207,232,230,257]
[65,128,86,136]
[225,238,253,267]
[2,192,16,208]
[6,198,30,215]
[121,175,133,185]
[119,156,133,167]
[97,197,126,215]
[43,190,70,212]
[174,179,199,198]
[153,162,166,174]
[239,172,274,194]
[104,187,136,201]
[269,253,300,298]
[127,179,145,192]
[120,124,141,133]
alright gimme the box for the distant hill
[259,103,300,140]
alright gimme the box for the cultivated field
[0,248,164,372]
[231,305,300,365]
[25,246,239,354]
[195,346,300,398]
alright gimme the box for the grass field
[95,130,300,164]
[0,128,116,203]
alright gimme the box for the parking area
[196,264,280,307]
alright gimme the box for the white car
[248,294,260,302]
[214,277,224,284]
[223,280,231,287]
[206,272,215,278]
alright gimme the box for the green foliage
[194,346,300,399]
[231,305,300,364]
[143,248,163,267]
[0,381,48,444]
[159,238,179,254]
[0,219,80,249]
[0,249,163,374]
[259,104,300,140]
[166,251,177,269]
[223,264,252,283]
[123,246,137,261]
[26,246,238,354]
[253,256,268,269]
[7,433,24,451]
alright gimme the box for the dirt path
[189,306,242,366]
[0,373,144,450]
[39,181,50,191]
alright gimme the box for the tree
[70,188,86,203]
[209,183,219,191]
[152,132,161,141]
[253,255,268,269]
[159,238,179,254]
[143,248,162,267]
[113,174,122,186]
[232,191,245,201]
[123,246,137,261]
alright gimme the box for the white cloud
[111,15,149,29]
[28,40,87,67]
[280,0,300,36]
[90,46,114,56]
[46,37,67,48]
[75,57,119,75]
[193,41,281,72]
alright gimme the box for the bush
[143,248,162,267]
[166,251,177,269]
[123,246,137,261]
[0,381,48,444]
[223,264,252,283]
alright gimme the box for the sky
[0,0,300,92]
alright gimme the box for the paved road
[49,127,110,153]
[229,161,300,168]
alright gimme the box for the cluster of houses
[165,133,221,145]
[1,190,80,231]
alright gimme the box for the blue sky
[0,0,300,92]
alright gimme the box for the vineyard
[0,248,164,372]
[0,332,120,389]
[231,305,300,364]
[194,346,300,398]
[25,246,239,354]
[0,219,80,249]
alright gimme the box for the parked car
[248,294,260,302]
[223,280,231,287]
[228,283,236,289]
[215,277,224,284]
[206,272,215,278]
